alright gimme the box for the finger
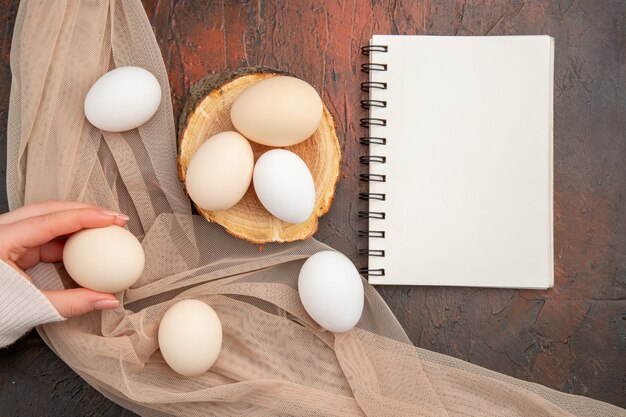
[14,241,65,269]
[14,248,42,270]
[0,201,96,225]
[4,208,130,250]
[39,240,65,263]
[43,288,120,318]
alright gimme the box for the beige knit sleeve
[0,260,64,348]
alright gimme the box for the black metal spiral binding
[358,230,385,238]
[360,173,386,182]
[360,99,387,109]
[360,63,387,73]
[361,81,387,92]
[359,43,389,277]
[360,117,386,127]
[358,268,385,276]
[359,192,386,201]
[358,211,385,219]
[359,155,386,164]
[358,249,385,257]
[359,137,386,145]
[361,45,388,55]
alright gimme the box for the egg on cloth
[298,251,364,333]
[184,131,254,211]
[230,75,323,147]
[158,299,223,377]
[84,66,161,132]
[253,149,316,224]
[62,225,145,293]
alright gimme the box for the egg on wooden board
[84,66,161,132]
[185,131,254,211]
[298,251,364,333]
[230,76,323,147]
[253,149,315,224]
[158,300,222,376]
[62,225,145,293]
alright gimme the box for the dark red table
[1,1,624,415]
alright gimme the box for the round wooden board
[178,68,341,244]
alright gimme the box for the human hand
[0,200,130,318]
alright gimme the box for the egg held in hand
[62,225,145,293]
[230,75,323,147]
[185,131,254,211]
[84,66,161,132]
[298,251,365,333]
[253,149,315,224]
[158,299,223,377]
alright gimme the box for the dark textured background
[1,0,625,415]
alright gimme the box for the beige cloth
[6,0,626,416]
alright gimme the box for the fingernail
[117,213,130,221]
[101,210,121,217]
[94,299,120,310]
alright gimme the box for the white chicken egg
[62,225,145,293]
[230,76,323,147]
[253,149,315,224]
[185,131,254,211]
[158,300,222,376]
[84,66,161,132]
[298,251,364,333]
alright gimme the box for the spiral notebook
[360,35,554,288]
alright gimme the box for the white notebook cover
[366,35,554,288]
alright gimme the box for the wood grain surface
[1,0,624,415]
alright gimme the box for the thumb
[43,288,120,318]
